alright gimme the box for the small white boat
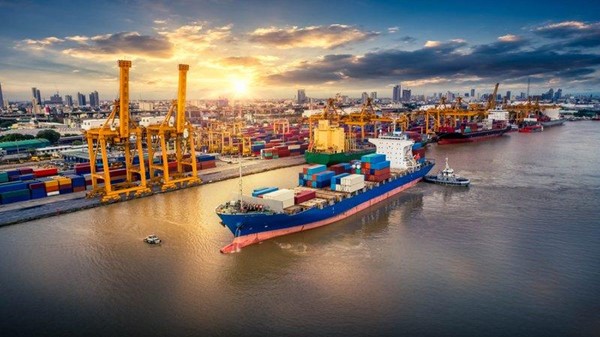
[423,158,470,187]
[144,234,161,244]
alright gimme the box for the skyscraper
[361,92,369,104]
[370,91,377,100]
[392,84,401,102]
[554,89,562,101]
[506,91,511,100]
[297,89,306,104]
[402,89,411,102]
[470,88,475,98]
[88,91,99,107]
[65,95,73,107]
[77,92,86,106]
[32,87,41,106]
[0,82,4,109]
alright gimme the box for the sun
[231,78,250,96]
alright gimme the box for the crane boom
[177,64,188,133]
[118,60,131,137]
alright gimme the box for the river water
[0,122,599,336]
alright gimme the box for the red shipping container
[33,168,59,178]
[373,167,390,176]
[294,190,316,204]
[19,167,34,174]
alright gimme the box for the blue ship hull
[216,161,433,251]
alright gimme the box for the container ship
[216,132,434,253]
[436,118,511,145]
[537,108,565,128]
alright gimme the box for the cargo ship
[437,119,511,145]
[216,132,433,253]
[537,108,565,128]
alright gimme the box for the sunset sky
[0,0,599,101]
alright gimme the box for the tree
[72,140,83,145]
[0,133,34,142]
[36,129,61,144]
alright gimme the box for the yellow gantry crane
[85,60,150,202]
[341,98,394,140]
[306,98,343,148]
[145,64,200,191]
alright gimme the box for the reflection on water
[0,122,599,336]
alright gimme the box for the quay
[0,156,306,227]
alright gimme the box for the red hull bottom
[220,179,420,253]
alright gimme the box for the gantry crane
[145,64,200,191]
[486,83,500,110]
[341,98,394,140]
[306,98,342,147]
[85,60,150,202]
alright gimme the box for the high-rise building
[65,95,73,107]
[370,91,377,100]
[506,91,511,100]
[361,92,369,104]
[470,88,475,98]
[520,92,526,99]
[297,89,306,104]
[89,91,99,107]
[46,93,63,105]
[554,89,562,101]
[77,92,86,106]
[402,89,411,102]
[31,87,42,106]
[392,84,401,102]
[0,82,4,109]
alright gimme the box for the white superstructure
[368,132,417,170]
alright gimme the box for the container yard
[1,2,600,335]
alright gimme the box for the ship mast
[238,148,243,210]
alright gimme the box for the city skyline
[0,0,599,100]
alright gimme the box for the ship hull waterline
[217,163,433,253]
[436,127,511,145]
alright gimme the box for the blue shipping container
[370,160,391,170]
[0,182,29,193]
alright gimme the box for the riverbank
[0,156,306,227]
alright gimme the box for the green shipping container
[0,172,8,183]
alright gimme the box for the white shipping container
[340,181,365,193]
[340,174,364,186]
[262,188,294,201]
[288,144,301,150]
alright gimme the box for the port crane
[341,98,395,140]
[144,64,200,191]
[85,60,150,202]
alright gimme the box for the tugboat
[144,234,161,244]
[423,158,470,186]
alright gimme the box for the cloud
[498,34,520,42]
[534,21,594,37]
[157,23,233,52]
[263,38,600,87]
[388,27,399,33]
[249,24,378,49]
[65,35,89,43]
[17,36,64,50]
[219,56,262,67]
[533,21,600,48]
[154,20,167,24]
[63,32,173,59]
[398,36,417,43]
